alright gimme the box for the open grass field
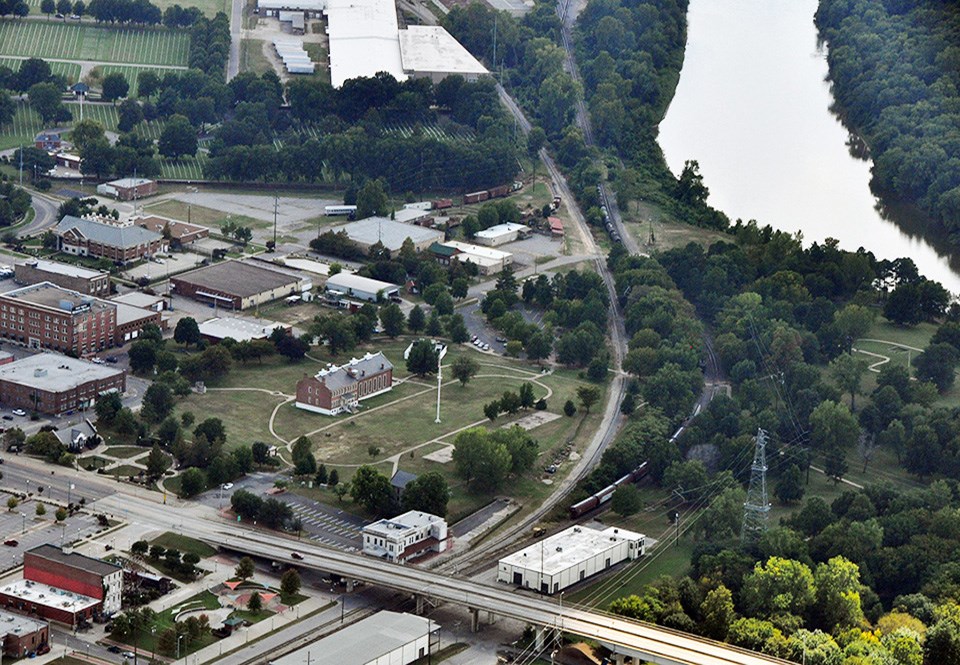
[103,446,147,459]
[0,55,81,81]
[149,0,228,17]
[143,199,259,229]
[160,155,207,180]
[0,104,45,151]
[0,22,189,66]
[150,531,217,558]
[239,38,273,76]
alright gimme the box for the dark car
[107,646,121,654]
[4,539,17,547]
[2,415,12,421]
[291,552,304,560]
[105,356,118,363]
[36,644,50,655]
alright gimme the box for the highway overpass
[95,495,791,665]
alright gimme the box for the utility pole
[741,428,770,545]
[18,145,23,187]
[273,195,278,248]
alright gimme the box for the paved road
[227,0,243,79]
[20,192,60,238]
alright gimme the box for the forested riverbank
[816,0,960,245]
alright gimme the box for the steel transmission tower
[741,428,770,545]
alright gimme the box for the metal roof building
[326,0,405,87]
[331,217,443,253]
[171,261,310,310]
[325,272,399,302]
[497,525,645,594]
[268,612,438,665]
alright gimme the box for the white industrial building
[198,317,288,343]
[274,38,315,74]
[398,26,488,83]
[475,223,531,247]
[362,510,448,563]
[258,0,487,87]
[497,525,645,594]
[442,240,512,274]
[325,272,399,302]
[268,612,439,665]
[331,217,444,253]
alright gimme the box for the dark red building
[295,351,393,416]
[0,611,48,658]
[23,545,122,615]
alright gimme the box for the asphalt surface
[20,192,60,239]
[0,456,115,504]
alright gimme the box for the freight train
[567,423,688,519]
[463,181,524,204]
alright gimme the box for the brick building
[0,580,99,627]
[362,511,448,563]
[114,301,163,345]
[23,545,122,615]
[135,216,210,246]
[15,259,111,296]
[34,132,61,151]
[0,354,126,416]
[55,216,166,263]
[0,283,117,356]
[0,610,48,658]
[95,178,158,201]
[295,351,393,416]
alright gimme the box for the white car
[221,482,234,490]
[11,409,26,417]
[91,357,104,364]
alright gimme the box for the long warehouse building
[497,525,645,594]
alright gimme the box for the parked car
[54,12,63,16]
[291,552,304,560]
[2,416,13,421]
[221,482,233,490]
[11,409,26,417]
[36,645,50,655]
[105,356,119,363]
[107,646,121,654]
[4,539,18,547]
[91,357,104,364]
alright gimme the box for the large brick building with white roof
[295,351,393,415]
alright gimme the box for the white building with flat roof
[475,223,531,247]
[268,612,438,665]
[442,240,512,274]
[198,317,288,343]
[325,272,399,302]
[497,525,645,594]
[399,25,488,83]
[362,510,448,563]
[332,217,443,253]
[326,0,405,87]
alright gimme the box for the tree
[924,620,960,665]
[829,353,867,410]
[141,383,174,423]
[55,507,67,522]
[40,0,54,14]
[809,401,859,457]
[28,83,66,124]
[401,471,449,516]
[611,484,641,517]
[328,469,339,486]
[276,334,309,362]
[741,556,816,619]
[519,382,535,409]
[179,468,207,498]
[35,502,46,517]
[158,114,197,158]
[525,331,553,364]
[146,444,170,479]
[101,72,129,102]
[483,401,500,421]
[407,305,426,333]
[379,303,404,337]
[913,342,959,392]
[131,540,149,557]
[452,428,511,492]
[230,490,262,521]
[235,556,255,580]
[350,465,394,515]
[355,179,388,219]
[813,556,864,630]
[174,317,201,347]
[701,585,735,641]
[563,400,576,417]
[252,441,271,465]
[451,355,479,386]
[95,392,123,424]
[577,386,600,413]
[833,304,874,348]
[280,568,301,597]
[824,447,849,484]
[247,591,262,613]
[128,340,157,374]
[447,313,469,343]
[775,464,804,504]
[406,339,438,377]
[6,497,17,511]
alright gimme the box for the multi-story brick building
[15,259,111,296]
[0,354,126,415]
[0,283,116,356]
[0,611,48,658]
[295,351,393,415]
[23,546,122,615]
[55,216,166,263]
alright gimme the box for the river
[657,0,960,293]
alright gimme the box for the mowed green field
[97,64,183,96]
[0,56,81,81]
[0,21,189,66]
[0,104,44,151]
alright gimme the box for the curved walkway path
[852,337,925,373]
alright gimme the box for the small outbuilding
[96,178,158,201]
[325,272,399,303]
[475,223,531,246]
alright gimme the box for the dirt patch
[502,411,561,431]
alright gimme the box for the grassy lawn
[240,38,274,75]
[173,389,289,451]
[79,456,111,470]
[142,199,260,230]
[103,446,148,459]
[47,657,90,665]
[863,317,936,350]
[0,21,189,66]
[149,532,217,558]
[110,464,145,478]
[150,0,227,16]
[121,590,221,655]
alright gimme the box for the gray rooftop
[56,216,162,249]
[114,301,157,326]
[0,609,47,636]
[268,612,435,665]
[110,291,164,308]
[0,353,124,392]
[27,544,121,577]
[198,317,287,342]
[390,470,417,490]
[17,259,107,280]
[107,178,153,188]
[313,351,393,392]
[333,217,443,251]
[325,272,399,296]
[1,282,115,315]
[174,261,301,298]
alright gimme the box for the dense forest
[816,0,960,244]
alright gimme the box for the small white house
[362,511,448,563]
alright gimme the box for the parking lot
[0,510,101,572]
